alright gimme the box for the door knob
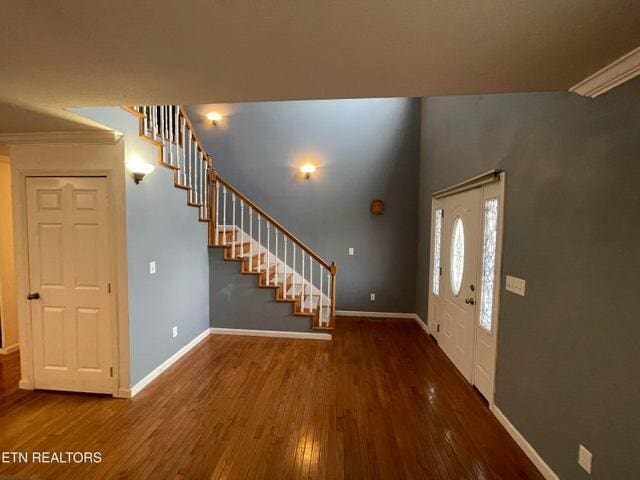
[465,298,475,305]
[26,292,40,300]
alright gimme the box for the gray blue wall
[74,108,210,386]
[187,98,421,313]
[415,78,640,479]
[209,248,312,332]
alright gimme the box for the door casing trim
[10,141,130,397]
[427,171,506,407]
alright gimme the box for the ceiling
[1,0,639,133]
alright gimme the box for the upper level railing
[129,105,337,322]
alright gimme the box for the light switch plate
[505,275,525,296]
[578,445,592,474]
[149,261,156,275]
[348,247,354,256]
[172,326,178,338]
[370,293,376,301]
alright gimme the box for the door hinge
[110,367,113,377]
[108,282,111,293]
[441,209,444,217]
[437,324,440,333]
[439,267,442,276]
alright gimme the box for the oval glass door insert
[450,217,464,295]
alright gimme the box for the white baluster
[174,106,180,167]
[215,181,220,246]
[204,156,208,217]
[275,229,279,281]
[168,106,174,166]
[201,155,207,218]
[199,151,202,206]
[222,185,227,246]
[309,256,313,312]
[151,105,158,140]
[181,118,187,185]
[266,223,271,284]
[249,207,253,270]
[284,237,288,298]
[154,106,158,138]
[258,215,262,272]
[320,265,323,322]
[165,106,170,141]
[160,106,166,163]
[327,270,332,319]
[194,145,199,203]
[240,199,244,259]
[202,155,206,212]
[232,193,236,257]
[301,251,305,307]
[293,244,297,295]
[192,141,197,203]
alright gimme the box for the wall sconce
[126,158,155,184]
[300,163,316,179]
[206,112,223,126]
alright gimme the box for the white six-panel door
[26,177,114,394]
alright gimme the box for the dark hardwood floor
[0,317,542,479]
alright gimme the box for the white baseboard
[116,388,132,399]
[18,378,34,390]
[490,405,559,480]
[210,327,331,341]
[130,328,211,397]
[336,310,431,335]
[335,310,417,319]
[0,343,20,355]
[413,314,429,335]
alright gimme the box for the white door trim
[427,172,506,406]
[432,169,501,199]
[10,141,130,397]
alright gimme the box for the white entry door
[428,174,504,403]
[26,177,114,394]
[440,188,481,382]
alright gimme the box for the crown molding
[0,130,123,145]
[570,46,640,98]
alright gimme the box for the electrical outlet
[505,275,525,296]
[172,326,178,338]
[348,247,354,256]
[370,293,376,301]
[578,445,592,474]
[149,261,157,275]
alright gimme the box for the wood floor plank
[0,317,543,479]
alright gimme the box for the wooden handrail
[215,173,334,271]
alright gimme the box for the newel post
[208,162,217,247]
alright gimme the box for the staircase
[124,105,336,330]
